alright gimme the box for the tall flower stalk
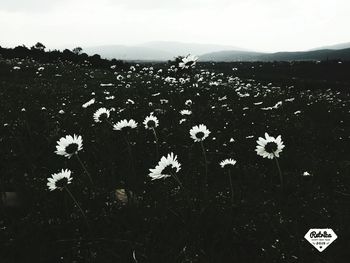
[47,169,90,229]
[273,154,283,188]
[113,119,138,177]
[143,114,160,160]
[152,128,160,160]
[190,124,211,197]
[149,153,192,206]
[75,154,94,185]
[200,141,208,189]
[256,133,285,189]
[220,158,237,205]
[64,186,90,229]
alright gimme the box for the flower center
[265,142,278,153]
[196,131,205,139]
[55,178,68,189]
[162,165,177,175]
[65,143,79,154]
[147,120,156,128]
[99,113,108,121]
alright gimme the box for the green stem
[64,187,90,229]
[151,127,159,160]
[106,119,114,128]
[76,154,94,185]
[171,172,193,207]
[228,169,234,205]
[123,134,136,177]
[200,141,208,193]
[274,155,283,189]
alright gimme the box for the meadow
[0,56,349,262]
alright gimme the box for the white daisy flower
[47,169,73,191]
[303,171,312,176]
[190,124,211,142]
[255,133,285,159]
[185,99,192,106]
[93,107,110,123]
[55,134,83,158]
[149,152,181,180]
[113,119,138,131]
[220,158,237,168]
[179,118,187,124]
[180,109,192,116]
[143,114,159,130]
[179,55,198,69]
[82,98,95,108]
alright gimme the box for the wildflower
[55,134,83,159]
[149,153,181,180]
[47,169,73,191]
[143,114,159,130]
[256,133,285,159]
[82,98,95,108]
[190,124,211,142]
[303,171,312,176]
[179,55,198,69]
[180,109,192,116]
[126,99,135,105]
[113,119,138,131]
[256,133,285,188]
[220,159,237,204]
[93,107,110,123]
[220,158,237,168]
[185,99,192,106]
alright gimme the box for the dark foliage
[0,44,127,70]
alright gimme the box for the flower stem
[228,169,234,205]
[151,127,159,160]
[123,134,136,177]
[274,156,284,189]
[76,154,94,185]
[171,171,193,207]
[64,187,90,230]
[200,141,208,194]
[106,119,114,128]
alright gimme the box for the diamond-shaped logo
[304,228,337,252]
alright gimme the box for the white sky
[0,0,349,52]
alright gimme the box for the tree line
[0,42,127,69]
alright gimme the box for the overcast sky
[0,0,349,52]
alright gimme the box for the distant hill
[83,45,173,61]
[199,48,350,62]
[84,41,247,61]
[64,40,350,61]
[199,50,264,62]
[309,42,350,51]
[139,41,248,56]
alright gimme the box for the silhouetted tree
[72,47,83,55]
[13,45,30,58]
[31,42,46,51]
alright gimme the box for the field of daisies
[1,56,350,262]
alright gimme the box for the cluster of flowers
[47,105,285,193]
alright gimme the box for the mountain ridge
[199,48,350,62]
[82,41,350,61]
